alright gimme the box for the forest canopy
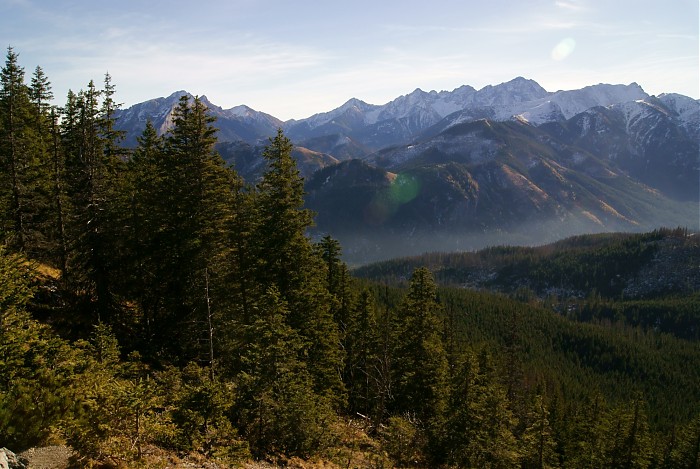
[1,47,699,468]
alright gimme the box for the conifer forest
[1,47,699,468]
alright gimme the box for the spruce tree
[127,95,238,361]
[28,65,63,264]
[0,47,51,255]
[254,128,314,299]
[253,129,345,406]
[61,80,121,322]
[389,267,450,462]
[235,287,334,457]
[392,267,449,422]
[344,289,381,418]
[564,394,607,468]
[124,120,165,344]
[0,248,79,449]
[605,395,653,468]
[667,414,700,468]
[521,395,560,468]
[445,351,520,468]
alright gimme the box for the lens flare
[389,173,421,204]
[364,173,422,226]
[551,37,576,61]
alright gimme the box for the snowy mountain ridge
[114,78,698,152]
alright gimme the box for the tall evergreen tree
[390,267,450,462]
[316,234,353,343]
[666,414,700,468]
[29,66,53,123]
[127,95,238,361]
[605,395,653,469]
[123,120,165,344]
[0,248,79,449]
[27,65,61,263]
[254,128,314,298]
[98,73,123,161]
[564,394,607,468]
[391,268,449,422]
[253,129,345,406]
[445,351,520,468]
[521,395,560,469]
[61,80,121,322]
[235,287,334,457]
[0,46,51,254]
[344,289,381,418]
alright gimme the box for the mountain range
[114,78,699,263]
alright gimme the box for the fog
[322,213,700,266]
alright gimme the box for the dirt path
[18,446,72,469]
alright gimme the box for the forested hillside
[2,48,699,468]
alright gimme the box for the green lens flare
[364,173,421,226]
[389,173,421,204]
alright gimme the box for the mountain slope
[217,140,338,182]
[305,114,697,263]
[539,98,699,200]
[115,91,282,147]
[290,79,651,151]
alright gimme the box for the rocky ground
[13,446,351,469]
[18,447,71,469]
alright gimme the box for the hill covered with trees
[1,47,699,468]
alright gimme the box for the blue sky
[1,0,697,120]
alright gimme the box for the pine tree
[28,65,64,265]
[49,105,68,276]
[605,394,653,468]
[344,289,380,417]
[253,129,345,406]
[98,73,124,161]
[223,178,257,327]
[445,351,520,468]
[389,267,450,462]
[170,362,245,459]
[317,234,343,296]
[0,248,78,449]
[126,95,238,361]
[316,234,353,351]
[61,80,120,322]
[0,47,51,255]
[235,287,334,457]
[123,120,163,337]
[667,414,700,468]
[29,66,53,117]
[391,268,449,422]
[254,128,314,298]
[564,394,607,468]
[521,395,560,468]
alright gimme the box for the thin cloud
[554,0,586,11]
[656,33,698,40]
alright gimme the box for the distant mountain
[304,106,697,262]
[113,79,699,263]
[114,91,282,147]
[116,78,664,152]
[539,98,699,200]
[287,78,652,152]
[116,91,334,180]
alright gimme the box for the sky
[1,0,698,121]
